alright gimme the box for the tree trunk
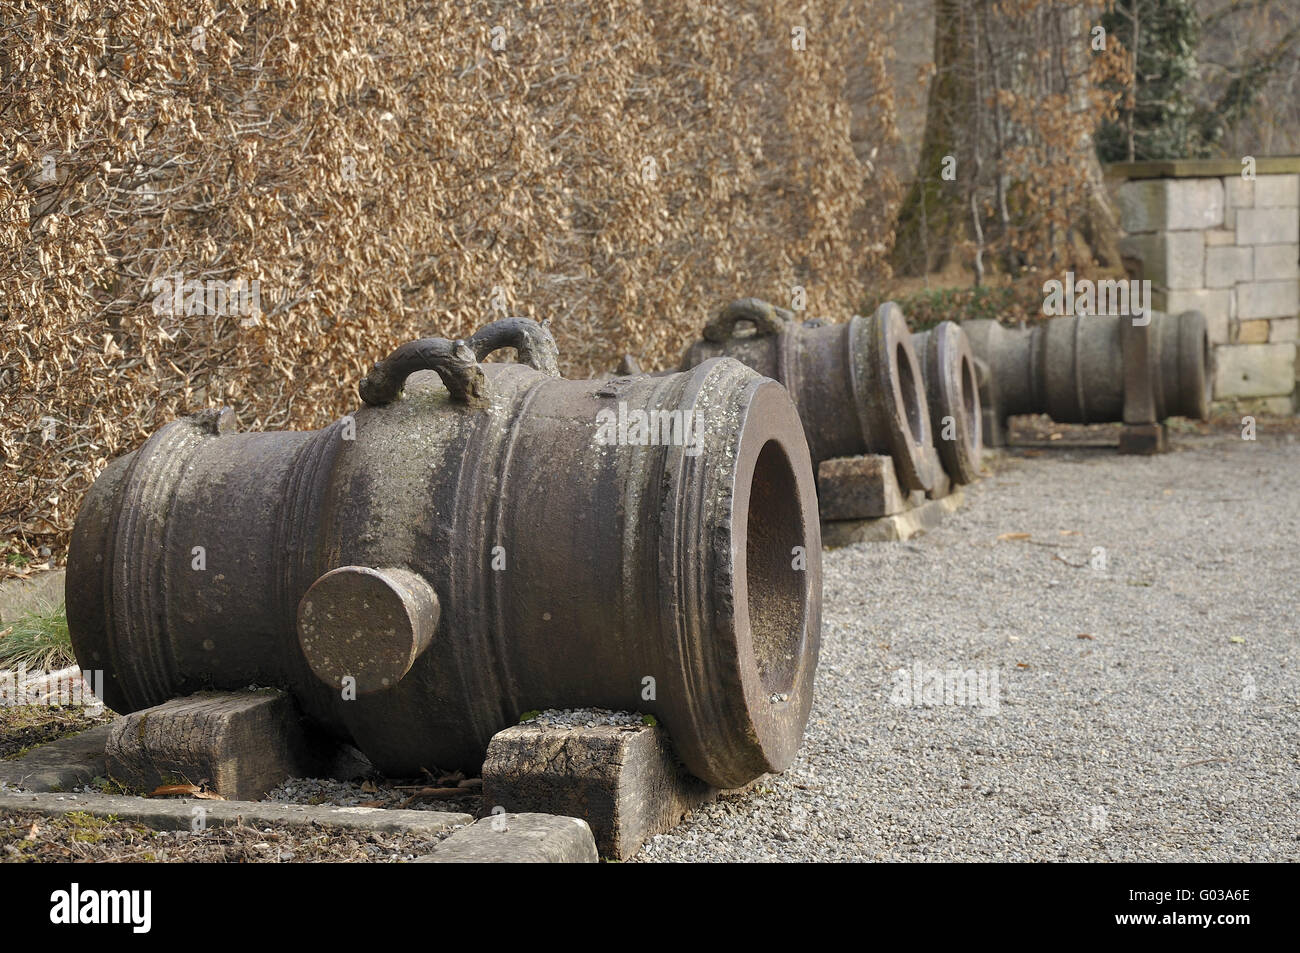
[891,0,973,277]
[892,0,1124,279]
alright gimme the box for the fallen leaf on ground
[997,532,1031,541]
[1077,633,1094,640]
[148,784,202,798]
[148,783,225,800]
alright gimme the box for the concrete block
[1221,395,1296,417]
[482,722,713,860]
[1166,177,1225,229]
[1204,229,1237,246]
[0,790,471,836]
[924,445,951,500]
[1224,176,1254,209]
[417,813,597,863]
[1118,422,1168,455]
[1205,246,1253,289]
[1155,289,1233,344]
[106,690,330,800]
[1254,174,1300,208]
[1116,179,1165,233]
[1213,343,1297,398]
[0,723,114,792]
[1238,280,1299,320]
[1237,208,1300,245]
[1116,178,1223,232]
[821,489,964,547]
[1270,317,1298,342]
[1254,244,1299,281]
[1120,231,1205,289]
[1237,320,1269,344]
[817,454,905,520]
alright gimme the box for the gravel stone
[634,431,1300,862]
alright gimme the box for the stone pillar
[1110,158,1299,415]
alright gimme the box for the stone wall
[1111,158,1300,415]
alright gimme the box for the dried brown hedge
[0,0,899,565]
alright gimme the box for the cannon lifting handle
[703,298,792,343]
[360,318,560,406]
[359,337,485,406]
[468,317,560,378]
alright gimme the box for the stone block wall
[1110,158,1300,415]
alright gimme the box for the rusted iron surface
[963,310,1210,446]
[911,322,983,485]
[67,319,822,789]
[681,299,935,492]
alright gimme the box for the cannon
[681,299,936,491]
[67,319,822,789]
[963,310,1211,446]
[909,321,983,485]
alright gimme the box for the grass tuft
[0,600,76,672]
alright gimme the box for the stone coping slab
[1106,157,1300,180]
[0,790,472,836]
[0,723,113,792]
[415,813,598,863]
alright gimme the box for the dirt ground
[0,707,113,761]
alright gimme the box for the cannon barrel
[911,321,983,485]
[963,311,1210,443]
[67,319,822,789]
[681,299,935,491]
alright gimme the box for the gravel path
[636,430,1300,861]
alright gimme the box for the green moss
[519,710,541,723]
[66,811,112,843]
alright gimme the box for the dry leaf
[997,532,1031,541]
[147,784,202,798]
